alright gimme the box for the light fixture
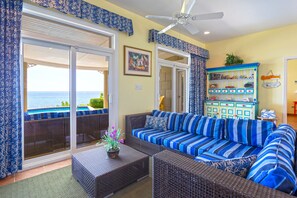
[204,31,210,35]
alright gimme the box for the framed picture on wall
[124,46,152,77]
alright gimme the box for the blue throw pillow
[196,116,225,139]
[225,119,275,147]
[199,155,257,178]
[144,115,168,131]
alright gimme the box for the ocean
[27,91,102,109]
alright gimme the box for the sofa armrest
[153,150,294,198]
[125,112,151,137]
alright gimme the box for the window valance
[148,29,209,59]
[30,0,134,36]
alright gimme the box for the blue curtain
[189,54,207,115]
[148,29,209,59]
[0,0,23,178]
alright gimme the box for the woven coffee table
[72,144,149,198]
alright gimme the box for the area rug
[0,166,152,198]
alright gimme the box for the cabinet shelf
[209,78,254,82]
[205,62,259,119]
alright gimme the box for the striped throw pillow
[247,138,297,194]
[181,113,202,133]
[196,116,225,139]
[167,112,184,131]
[264,124,296,147]
[225,119,275,148]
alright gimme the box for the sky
[27,66,104,92]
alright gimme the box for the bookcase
[205,62,259,119]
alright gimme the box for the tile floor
[0,159,72,187]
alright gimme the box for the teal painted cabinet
[204,63,259,119]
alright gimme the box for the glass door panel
[176,69,186,113]
[76,51,109,148]
[159,66,173,111]
[23,43,70,159]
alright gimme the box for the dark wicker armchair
[153,150,294,198]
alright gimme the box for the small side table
[294,101,297,115]
[257,116,277,125]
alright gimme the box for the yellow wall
[85,0,205,129]
[287,59,297,114]
[206,24,297,123]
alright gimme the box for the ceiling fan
[145,0,224,35]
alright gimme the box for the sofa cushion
[207,139,262,159]
[225,119,275,148]
[163,132,195,150]
[264,124,296,147]
[196,155,257,178]
[181,113,202,133]
[132,128,177,145]
[152,110,169,117]
[167,112,184,131]
[179,136,221,156]
[195,151,227,161]
[196,116,225,139]
[247,138,297,194]
[144,115,168,131]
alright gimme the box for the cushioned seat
[162,132,194,150]
[194,151,227,162]
[179,136,222,156]
[132,128,178,145]
[206,139,262,159]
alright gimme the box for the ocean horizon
[27,91,103,109]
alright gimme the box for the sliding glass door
[75,50,109,148]
[23,41,71,159]
[22,39,112,161]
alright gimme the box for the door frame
[283,56,297,123]
[21,3,118,170]
[155,45,191,112]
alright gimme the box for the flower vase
[107,148,120,159]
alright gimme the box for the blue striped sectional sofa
[125,110,297,196]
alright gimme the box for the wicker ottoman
[72,144,149,198]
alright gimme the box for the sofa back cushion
[181,113,202,134]
[264,124,296,147]
[247,138,297,194]
[196,116,225,139]
[225,119,275,147]
[167,112,184,131]
[151,110,184,131]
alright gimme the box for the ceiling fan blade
[145,15,175,21]
[192,12,224,20]
[183,23,199,35]
[158,23,178,34]
[181,0,196,15]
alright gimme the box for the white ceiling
[108,0,297,42]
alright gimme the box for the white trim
[283,56,297,123]
[70,47,77,151]
[155,45,191,112]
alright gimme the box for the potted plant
[225,53,244,66]
[98,126,124,159]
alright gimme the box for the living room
[1,0,297,197]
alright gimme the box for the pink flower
[119,139,124,144]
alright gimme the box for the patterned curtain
[29,0,134,36]
[189,54,207,115]
[148,29,209,59]
[0,0,23,178]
